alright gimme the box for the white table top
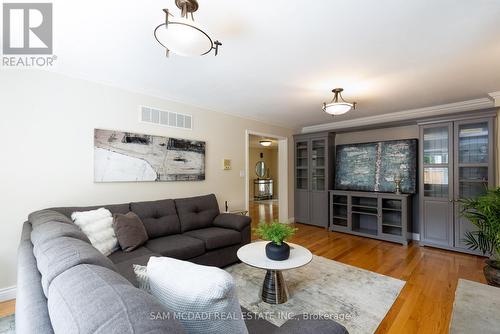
[237,241,313,270]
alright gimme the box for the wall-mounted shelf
[329,190,412,245]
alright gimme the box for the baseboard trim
[288,217,295,223]
[0,286,16,302]
[408,233,420,241]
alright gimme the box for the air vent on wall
[140,106,192,130]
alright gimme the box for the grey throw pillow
[113,212,148,252]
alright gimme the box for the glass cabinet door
[296,141,309,190]
[311,139,326,191]
[457,122,490,199]
[423,126,451,198]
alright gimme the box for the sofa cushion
[50,203,130,219]
[48,264,185,334]
[31,220,90,246]
[274,314,349,334]
[33,236,117,297]
[131,199,181,238]
[145,235,205,260]
[16,222,54,334]
[113,212,149,252]
[71,208,119,256]
[114,254,156,287]
[108,246,155,264]
[184,227,242,250]
[29,209,73,227]
[175,194,220,232]
[145,257,248,334]
[213,213,252,232]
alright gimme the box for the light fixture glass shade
[259,140,272,147]
[154,18,214,57]
[323,102,354,115]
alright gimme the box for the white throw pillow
[138,257,248,334]
[71,208,119,256]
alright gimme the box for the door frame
[245,130,289,223]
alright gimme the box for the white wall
[0,70,294,291]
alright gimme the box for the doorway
[245,130,288,225]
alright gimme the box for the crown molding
[488,91,500,107]
[300,97,494,133]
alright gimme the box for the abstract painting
[335,139,417,193]
[94,129,205,182]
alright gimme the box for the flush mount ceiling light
[259,140,272,147]
[154,0,221,57]
[322,88,357,116]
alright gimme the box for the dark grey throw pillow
[113,212,149,252]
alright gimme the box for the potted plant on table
[254,220,297,261]
[460,187,500,287]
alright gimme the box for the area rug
[226,255,405,334]
[449,279,500,334]
[0,315,15,334]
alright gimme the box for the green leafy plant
[254,221,297,245]
[460,187,500,262]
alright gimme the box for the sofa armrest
[274,315,349,334]
[213,213,251,232]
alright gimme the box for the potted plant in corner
[254,221,297,261]
[460,187,500,287]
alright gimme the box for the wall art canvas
[94,129,205,182]
[335,139,417,193]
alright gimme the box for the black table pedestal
[261,270,288,304]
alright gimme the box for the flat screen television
[335,139,417,194]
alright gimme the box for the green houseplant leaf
[460,187,500,262]
[254,220,297,246]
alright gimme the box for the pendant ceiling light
[259,140,272,147]
[322,88,357,116]
[154,0,221,57]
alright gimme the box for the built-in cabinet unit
[330,190,411,245]
[418,112,496,254]
[294,132,335,227]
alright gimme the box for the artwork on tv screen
[335,139,417,193]
[94,129,205,182]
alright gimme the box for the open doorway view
[248,135,279,224]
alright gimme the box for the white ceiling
[48,0,500,129]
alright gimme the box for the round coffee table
[237,241,312,304]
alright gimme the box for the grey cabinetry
[418,113,495,254]
[330,190,411,245]
[420,123,454,247]
[294,132,334,227]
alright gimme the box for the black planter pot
[484,260,500,287]
[265,241,290,261]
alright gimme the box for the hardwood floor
[249,201,487,334]
[0,201,486,334]
[0,299,14,318]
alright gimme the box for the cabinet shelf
[352,204,378,210]
[382,222,402,228]
[352,210,378,216]
[382,207,402,212]
[330,190,410,245]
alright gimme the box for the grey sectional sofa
[16,194,347,334]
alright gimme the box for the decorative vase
[484,260,500,287]
[265,241,290,261]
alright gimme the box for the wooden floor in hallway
[249,200,487,334]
